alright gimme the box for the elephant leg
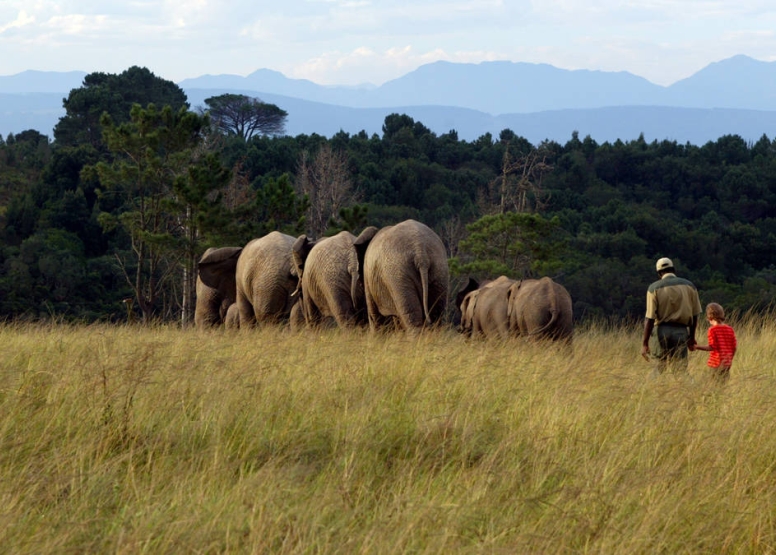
[394,295,425,330]
[364,290,390,332]
[305,299,324,328]
[332,307,354,328]
[330,292,357,328]
[236,291,256,328]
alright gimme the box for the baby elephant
[458,276,516,340]
[506,277,573,342]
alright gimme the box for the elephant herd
[195,219,573,342]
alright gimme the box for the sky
[1,1,775,87]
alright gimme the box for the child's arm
[694,344,711,352]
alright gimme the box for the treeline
[1,66,775,323]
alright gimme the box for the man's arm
[687,315,698,349]
[642,317,655,358]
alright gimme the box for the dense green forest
[1,66,775,323]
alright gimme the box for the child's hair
[706,302,725,322]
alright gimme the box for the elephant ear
[506,281,521,319]
[455,277,480,311]
[198,247,243,289]
[353,226,379,276]
[291,235,315,281]
[459,290,478,333]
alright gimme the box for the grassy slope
[1,318,775,553]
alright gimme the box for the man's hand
[641,344,650,361]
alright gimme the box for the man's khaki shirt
[645,273,702,326]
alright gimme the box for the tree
[250,174,309,237]
[450,212,566,278]
[487,141,553,214]
[84,104,226,323]
[296,144,361,237]
[204,94,287,140]
[54,66,188,149]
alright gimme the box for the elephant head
[455,277,480,320]
[195,246,243,329]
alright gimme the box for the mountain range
[2,55,776,145]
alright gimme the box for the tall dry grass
[1,315,775,553]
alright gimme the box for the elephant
[353,219,449,331]
[289,297,306,332]
[224,303,240,330]
[506,276,573,342]
[458,288,480,335]
[195,246,243,329]
[291,231,366,328]
[457,276,516,339]
[199,231,298,328]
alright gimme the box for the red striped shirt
[707,324,737,368]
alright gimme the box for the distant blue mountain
[179,56,776,113]
[0,70,86,93]
[2,56,776,145]
[368,61,663,113]
[183,89,776,146]
[664,55,776,110]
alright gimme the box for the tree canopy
[204,94,287,140]
[54,66,188,149]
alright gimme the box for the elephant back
[303,231,360,318]
[237,232,298,322]
[507,277,573,340]
[362,219,449,328]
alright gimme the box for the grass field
[2,316,775,553]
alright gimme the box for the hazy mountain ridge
[2,56,776,145]
[177,56,776,113]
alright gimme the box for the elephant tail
[420,265,432,326]
[529,309,559,339]
[529,280,560,339]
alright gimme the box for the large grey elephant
[458,276,516,339]
[195,246,243,329]
[506,277,573,341]
[199,231,298,327]
[353,219,449,331]
[291,231,366,328]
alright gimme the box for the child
[692,302,737,383]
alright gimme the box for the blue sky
[1,1,775,86]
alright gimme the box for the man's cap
[656,257,674,272]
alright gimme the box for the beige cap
[656,257,674,272]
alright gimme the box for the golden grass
[1,316,775,553]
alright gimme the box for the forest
[1,66,775,324]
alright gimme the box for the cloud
[0,10,34,34]
[1,0,775,87]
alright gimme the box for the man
[642,257,702,376]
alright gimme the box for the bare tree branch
[296,144,360,237]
